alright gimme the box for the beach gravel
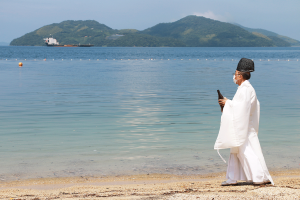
[0,170,299,199]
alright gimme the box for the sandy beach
[0,169,299,199]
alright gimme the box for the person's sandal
[221,180,238,186]
[253,180,271,185]
[253,181,264,185]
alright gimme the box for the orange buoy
[19,62,23,67]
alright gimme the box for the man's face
[235,70,241,79]
[234,70,242,84]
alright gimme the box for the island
[10,16,300,47]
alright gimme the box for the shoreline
[1,169,300,199]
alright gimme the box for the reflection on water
[0,47,299,180]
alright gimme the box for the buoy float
[19,62,23,67]
[44,58,46,61]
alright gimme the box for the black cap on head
[236,58,254,72]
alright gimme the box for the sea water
[0,46,299,181]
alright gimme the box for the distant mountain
[233,23,300,46]
[10,20,183,47]
[0,42,9,46]
[142,16,276,47]
[10,16,297,47]
[105,33,185,47]
[10,20,115,46]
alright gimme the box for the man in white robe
[215,58,274,186]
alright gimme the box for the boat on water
[44,37,94,47]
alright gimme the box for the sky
[1,0,300,43]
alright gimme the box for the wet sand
[0,169,299,199]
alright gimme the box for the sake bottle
[217,90,224,112]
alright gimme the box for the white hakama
[226,132,273,184]
[214,80,274,185]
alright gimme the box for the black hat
[236,58,254,72]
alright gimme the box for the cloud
[193,11,232,22]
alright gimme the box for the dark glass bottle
[217,90,224,112]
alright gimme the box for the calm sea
[0,46,299,181]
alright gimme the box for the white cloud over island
[193,11,233,22]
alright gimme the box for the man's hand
[218,97,228,107]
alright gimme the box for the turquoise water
[0,47,299,180]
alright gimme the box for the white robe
[214,80,274,185]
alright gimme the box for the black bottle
[217,90,224,112]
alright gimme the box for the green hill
[10,16,296,47]
[105,33,185,47]
[10,20,183,47]
[233,23,300,46]
[142,16,281,47]
[10,20,115,46]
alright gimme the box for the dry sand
[0,169,299,199]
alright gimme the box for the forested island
[10,15,300,47]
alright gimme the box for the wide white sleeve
[250,91,260,134]
[214,86,251,150]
